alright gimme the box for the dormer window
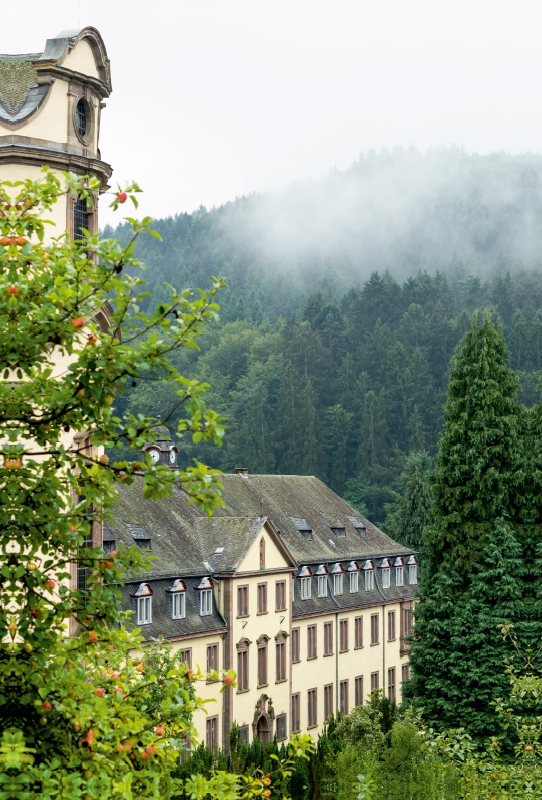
[197,577,214,616]
[290,517,313,541]
[318,575,327,597]
[407,556,418,585]
[394,557,404,586]
[380,558,391,589]
[331,563,344,595]
[298,567,312,600]
[200,590,213,615]
[330,527,346,539]
[169,579,187,620]
[347,561,359,593]
[133,582,153,625]
[363,560,375,591]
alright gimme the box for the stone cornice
[0,140,112,189]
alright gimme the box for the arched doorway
[256,715,270,743]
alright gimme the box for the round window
[75,99,89,139]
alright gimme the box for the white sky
[3,1,542,226]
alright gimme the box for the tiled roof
[108,473,417,638]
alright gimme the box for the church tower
[0,27,112,240]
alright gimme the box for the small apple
[111,671,120,679]
[45,579,56,590]
[108,644,115,651]
[224,675,234,685]
[31,608,41,617]
[71,317,85,329]
[109,551,117,559]
[27,562,38,571]
[155,726,165,736]
[7,286,18,295]
[88,631,97,643]
[95,688,104,697]
[76,388,85,397]
[146,746,155,754]
[16,237,27,246]
[141,751,149,759]
[5,459,22,469]
[42,701,52,711]
[117,192,128,203]
[0,236,10,246]
[87,334,98,344]
[187,669,195,680]
[99,454,109,465]
[124,742,131,750]
[114,687,123,694]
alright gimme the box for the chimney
[234,467,249,475]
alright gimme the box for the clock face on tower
[169,449,176,465]
[148,448,160,464]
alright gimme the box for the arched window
[74,197,89,241]
[133,582,153,625]
[169,578,187,620]
[260,537,265,569]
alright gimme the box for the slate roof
[106,473,417,641]
[118,576,226,641]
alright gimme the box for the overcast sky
[3,1,542,225]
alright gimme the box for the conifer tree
[406,312,527,737]
[385,452,433,551]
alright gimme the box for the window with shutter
[275,580,286,610]
[339,619,348,652]
[257,583,267,613]
[324,684,333,720]
[388,611,396,641]
[307,625,317,659]
[237,585,249,616]
[388,667,396,701]
[308,689,317,727]
[339,680,348,714]
[324,622,333,655]
[291,694,300,732]
[258,640,268,686]
[371,613,379,645]
[355,616,363,648]
[355,675,363,706]
[292,628,300,662]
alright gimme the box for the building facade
[105,450,417,751]
[0,27,112,241]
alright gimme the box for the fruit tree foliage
[0,170,312,799]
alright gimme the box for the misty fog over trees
[106,148,542,531]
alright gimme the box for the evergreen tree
[385,452,433,550]
[406,312,527,737]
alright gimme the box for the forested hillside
[106,149,542,529]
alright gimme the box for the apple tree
[0,170,312,799]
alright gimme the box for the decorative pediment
[132,582,153,597]
[168,578,187,593]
